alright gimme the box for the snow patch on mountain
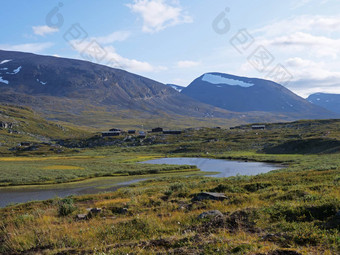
[37,79,47,85]
[6,66,22,75]
[170,85,182,92]
[202,73,254,88]
[0,59,12,65]
[12,66,22,74]
[0,77,9,84]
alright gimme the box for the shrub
[58,198,76,216]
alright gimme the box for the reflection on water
[142,157,283,178]
[0,157,282,207]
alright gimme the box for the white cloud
[127,0,193,33]
[0,42,54,53]
[253,15,340,38]
[283,57,340,97]
[94,31,131,44]
[177,60,200,68]
[32,25,59,36]
[261,32,340,58]
[70,40,161,72]
[242,14,340,96]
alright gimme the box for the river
[0,157,282,207]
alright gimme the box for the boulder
[111,207,128,214]
[198,210,223,219]
[90,208,102,214]
[192,192,227,202]
[76,214,87,220]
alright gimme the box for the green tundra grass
[0,118,340,254]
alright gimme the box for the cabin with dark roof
[163,130,182,135]
[102,131,121,137]
[251,125,266,130]
[138,131,146,138]
[109,128,122,132]
[128,130,136,134]
[152,127,163,132]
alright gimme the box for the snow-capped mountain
[0,50,243,128]
[308,93,340,114]
[181,72,336,119]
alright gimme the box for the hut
[102,131,121,137]
[152,127,163,132]
[251,125,266,130]
[163,130,182,135]
[109,128,122,132]
[138,131,146,138]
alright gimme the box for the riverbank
[1,161,339,254]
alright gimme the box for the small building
[251,125,266,130]
[109,128,122,132]
[128,130,136,134]
[102,131,121,137]
[138,131,146,138]
[152,127,163,132]
[163,130,182,135]
[20,142,33,147]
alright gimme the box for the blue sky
[1,0,340,97]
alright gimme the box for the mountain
[165,84,185,92]
[181,72,336,119]
[0,50,248,129]
[307,93,340,114]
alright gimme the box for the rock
[192,192,227,202]
[111,207,128,215]
[90,208,102,214]
[198,210,223,219]
[76,214,87,220]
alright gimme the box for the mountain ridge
[307,92,340,115]
[181,72,336,119]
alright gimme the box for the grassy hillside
[0,104,90,154]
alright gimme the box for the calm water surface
[0,158,282,207]
[142,157,282,178]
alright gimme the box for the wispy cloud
[243,14,340,96]
[94,31,131,44]
[261,32,340,58]
[127,0,193,33]
[253,15,340,37]
[283,57,340,97]
[0,42,54,53]
[176,60,200,68]
[70,39,164,72]
[32,25,59,36]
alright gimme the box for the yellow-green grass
[0,163,339,254]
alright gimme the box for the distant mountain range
[308,93,340,115]
[0,50,337,129]
[180,72,336,119]
[0,50,253,129]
